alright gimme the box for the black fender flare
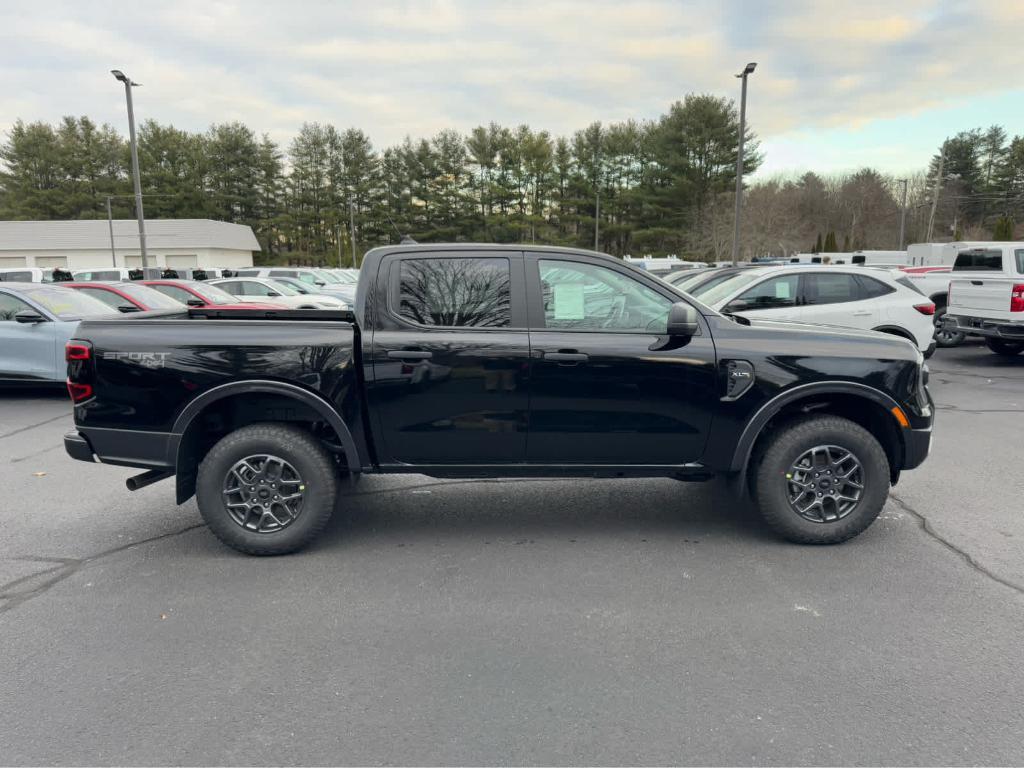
[730,381,906,475]
[871,325,915,342]
[167,380,361,473]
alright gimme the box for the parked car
[64,243,933,555]
[0,267,74,283]
[208,277,348,309]
[944,244,1024,356]
[665,265,762,294]
[141,279,280,310]
[266,275,350,304]
[696,266,936,357]
[72,268,142,281]
[65,282,187,313]
[235,268,356,304]
[0,282,114,384]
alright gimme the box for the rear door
[524,253,717,465]
[800,272,880,331]
[368,251,530,465]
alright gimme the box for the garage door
[0,257,27,268]
[36,256,68,268]
[166,255,198,268]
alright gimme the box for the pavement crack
[0,523,205,616]
[935,405,1024,414]
[0,413,69,441]
[10,443,63,463]
[889,493,1024,597]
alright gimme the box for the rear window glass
[398,258,511,327]
[953,249,1003,271]
[894,276,926,296]
[117,283,187,309]
[0,271,33,282]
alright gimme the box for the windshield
[314,270,342,284]
[333,270,358,284]
[695,271,770,306]
[188,282,241,305]
[116,283,187,309]
[21,286,113,320]
[273,277,312,293]
[265,279,300,296]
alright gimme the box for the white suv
[693,266,936,357]
[208,277,348,309]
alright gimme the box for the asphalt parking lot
[2,341,1023,766]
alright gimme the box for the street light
[731,62,756,266]
[111,69,149,272]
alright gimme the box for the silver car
[0,283,113,384]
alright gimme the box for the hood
[721,313,921,360]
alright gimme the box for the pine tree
[813,233,822,253]
[993,216,1014,240]
[823,231,838,252]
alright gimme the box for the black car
[64,244,933,555]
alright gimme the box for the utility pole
[349,199,358,267]
[106,196,117,267]
[897,178,908,250]
[926,141,946,242]
[593,148,601,252]
[731,62,757,266]
[111,70,148,271]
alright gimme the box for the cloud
[0,0,1022,175]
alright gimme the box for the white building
[0,219,259,271]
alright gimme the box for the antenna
[382,208,416,244]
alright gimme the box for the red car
[140,279,279,310]
[65,281,191,312]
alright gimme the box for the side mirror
[723,299,749,314]
[14,310,46,324]
[186,298,205,307]
[117,304,141,313]
[666,302,698,337]
[315,281,326,287]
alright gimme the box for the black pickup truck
[64,244,933,554]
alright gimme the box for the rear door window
[803,273,861,305]
[397,258,511,328]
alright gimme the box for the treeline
[1,100,1021,264]
[0,94,756,265]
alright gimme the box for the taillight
[1011,284,1024,313]
[66,380,93,403]
[913,302,936,315]
[66,341,91,360]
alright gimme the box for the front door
[0,292,53,381]
[525,254,718,465]
[369,251,530,465]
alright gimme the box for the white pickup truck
[944,243,1024,356]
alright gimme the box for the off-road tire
[754,415,890,545]
[196,422,337,555]
[985,338,1024,357]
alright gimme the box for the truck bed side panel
[72,318,366,467]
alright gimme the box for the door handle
[544,351,588,364]
[971,280,984,285]
[387,349,433,360]
[851,311,873,317]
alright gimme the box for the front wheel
[985,338,1024,356]
[196,423,337,555]
[754,415,890,545]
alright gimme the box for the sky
[1,0,1022,179]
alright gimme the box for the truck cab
[943,243,1024,356]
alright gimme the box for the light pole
[897,178,908,250]
[106,196,116,266]
[111,70,148,272]
[731,62,756,267]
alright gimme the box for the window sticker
[553,283,586,320]
[775,281,791,299]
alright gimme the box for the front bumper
[902,426,932,470]
[64,429,96,463]
[944,314,1024,340]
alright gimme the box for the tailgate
[948,277,1014,321]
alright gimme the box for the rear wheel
[196,423,337,555]
[933,306,964,348]
[985,338,1024,356]
[754,415,890,544]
